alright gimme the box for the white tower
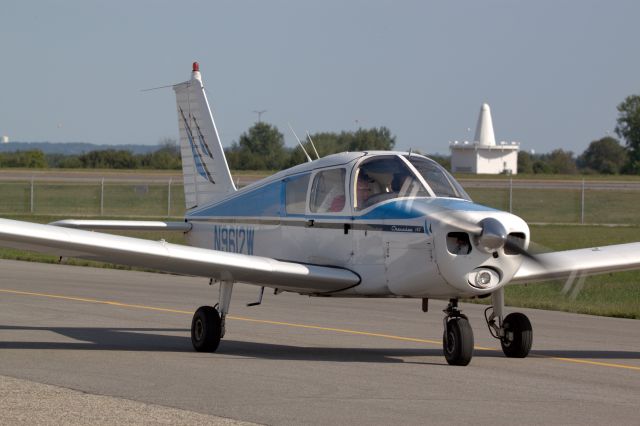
[474,103,496,146]
[449,103,519,174]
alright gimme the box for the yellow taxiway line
[1,288,638,372]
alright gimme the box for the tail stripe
[180,107,215,184]
[193,116,214,159]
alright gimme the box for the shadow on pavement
[2,325,639,364]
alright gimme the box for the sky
[1,0,639,155]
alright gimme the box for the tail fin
[173,62,236,210]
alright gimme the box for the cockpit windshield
[354,156,430,210]
[404,155,471,200]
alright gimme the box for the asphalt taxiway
[1,260,638,425]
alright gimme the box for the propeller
[428,211,546,265]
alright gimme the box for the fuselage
[184,151,529,299]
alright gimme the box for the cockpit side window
[354,156,429,211]
[309,168,346,213]
[284,173,310,215]
[404,156,471,200]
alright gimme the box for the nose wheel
[442,299,474,366]
[500,312,532,358]
[485,289,533,358]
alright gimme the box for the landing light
[476,271,492,286]
[468,268,500,289]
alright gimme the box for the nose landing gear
[485,288,533,358]
[442,299,474,366]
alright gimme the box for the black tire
[443,317,474,366]
[191,306,222,352]
[501,312,533,358]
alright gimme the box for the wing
[0,218,360,294]
[510,242,640,284]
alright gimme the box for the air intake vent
[447,232,471,255]
[505,232,526,255]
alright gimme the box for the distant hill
[0,142,161,155]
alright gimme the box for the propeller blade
[504,238,546,265]
[427,211,483,235]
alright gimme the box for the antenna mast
[306,131,320,159]
[288,123,312,163]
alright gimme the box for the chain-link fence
[463,179,640,225]
[0,177,638,224]
[0,178,185,217]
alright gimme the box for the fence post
[167,178,172,217]
[581,179,585,224]
[100,178,104,216]
[509,178,513,213]
[30,177,34,213]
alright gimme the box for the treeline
[0,143,181,170]
[517,136,628,175]
[0,126,398,171]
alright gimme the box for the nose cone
[477,217,508,253]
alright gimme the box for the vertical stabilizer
[173,62,236,209]
[474,103,496,147]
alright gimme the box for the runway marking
[1,288,639,372]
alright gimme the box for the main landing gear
[441,288,533,366]
[191,280,234,353]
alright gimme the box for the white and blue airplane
[1,62,639,365]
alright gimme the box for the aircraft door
[304,167,354,267]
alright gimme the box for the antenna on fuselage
[288,123,312,163]
[306,131,320,160]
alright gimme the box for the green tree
[532,159,552,174]
[518,151,534,174]
[0,150,47,168]
[546,149,577,174]
[226,122,287,170]
[79,150,139,169]
[577,136,627,174]
[141,138,181,169]
[346,127,396,151]
[615,95,640,173]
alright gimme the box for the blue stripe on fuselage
[189,181,282,217]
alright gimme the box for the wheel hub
[194,318,204,341]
